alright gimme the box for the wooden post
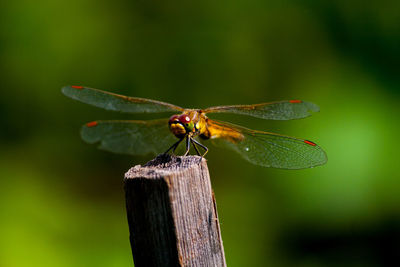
[124,154,226,267]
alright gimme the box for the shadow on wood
[124,154,226,267]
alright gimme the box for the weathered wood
[124,154,226,267]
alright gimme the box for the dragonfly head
[169,114,194,138]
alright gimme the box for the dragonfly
[62,85,327,169]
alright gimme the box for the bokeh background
[1,0,399,266]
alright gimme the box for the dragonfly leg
[183,136,191,156]
[165,138,184,154]
[191,138,208,157]
[190,138,201,156]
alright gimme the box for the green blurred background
[1,0,399,266]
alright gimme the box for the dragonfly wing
[207,119,327,169]
[62,85,184,113]
[203,100,319,120]
[81,119,177,155]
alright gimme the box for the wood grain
[124,154,226,267]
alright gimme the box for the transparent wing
[203,100,319,120]
[81,119,178,155]
[207,119,327,169]
[62,85,184,113]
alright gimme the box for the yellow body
[170,109,244,143]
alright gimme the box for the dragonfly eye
[178,114,191,124]
[168,115,180,125]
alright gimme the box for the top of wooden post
[125,153,204,179]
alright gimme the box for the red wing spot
[71,85,84,90]
[86,121,98,127]
[290,99,302,103]
[304,140,317,146]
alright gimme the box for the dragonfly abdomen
[201,118,244,143]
